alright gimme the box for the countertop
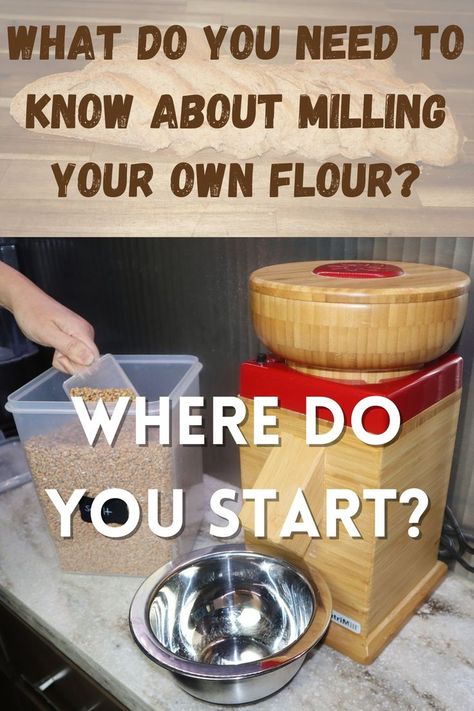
[0,479,473,711]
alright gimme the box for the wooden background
[0,0,473,236]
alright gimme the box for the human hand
[0,262,99,374]
[9,279,99,374]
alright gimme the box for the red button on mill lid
[313,262,405,279]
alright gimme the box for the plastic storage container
[6,355,204,576]
[0,436,32,494]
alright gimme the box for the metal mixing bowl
[129,543,331,704]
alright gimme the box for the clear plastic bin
[6,355,204,576]
[0,436,32,494]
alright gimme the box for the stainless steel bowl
[129,544,331,705]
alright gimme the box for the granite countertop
[0,479,473,711]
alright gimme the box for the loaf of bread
[10,44,462,166]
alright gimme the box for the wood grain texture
[0,2,473,236]
[250,260,470,370]
[240,432,325,557]
[318,561,447,664]
[287,362,420,383]
[239,389,462,663]
[250,261,471,302]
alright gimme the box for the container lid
[250,261,470,304]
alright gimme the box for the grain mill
[239,260,470,664]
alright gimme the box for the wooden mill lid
[250,261,470,304]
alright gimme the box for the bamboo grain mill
[239,260,470,664]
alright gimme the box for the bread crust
[10,49,462,166]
